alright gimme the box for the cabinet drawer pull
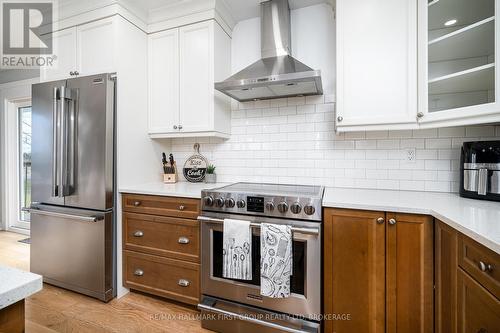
[133,201,141,207]
[178,205,185,211]
[478,261,493,273]
[376,217,384,224]
[133,230,144,237]
[388,218,397,225]
[178,237,190,244]
[134,269,144,276]
[178,279,190,287]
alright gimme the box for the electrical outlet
[405,148,416,162]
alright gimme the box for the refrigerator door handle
[52,87,60,197]
[28,208,103,223]
[67,89,77,194]
[58,86,67,197]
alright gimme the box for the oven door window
[212,230,305,296]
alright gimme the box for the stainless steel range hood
[215,0,323,102]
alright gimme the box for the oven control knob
[225,198,235,208]
[236,200,246,208]
[277,202,289,213]
[304,205,316,216]
[290,202,302,214]
[203,196,214,206]
[215,197,225,208]
[265,201,275,212]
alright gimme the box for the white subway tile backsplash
[168,101,499,193]
[466,126,495,137]
[425,138,452,149]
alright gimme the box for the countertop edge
[0,275,42,309]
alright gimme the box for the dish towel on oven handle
[260,223,293,298]
[222,219,252,280]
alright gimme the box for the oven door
[199,213,321,318]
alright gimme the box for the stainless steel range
[198,183,324,333]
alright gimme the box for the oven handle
[197,303,310,333]
[197,216,320,236]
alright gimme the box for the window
[18,106,32,222]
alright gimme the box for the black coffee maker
[460,141,500,201]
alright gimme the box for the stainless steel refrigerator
[30,73,116,302]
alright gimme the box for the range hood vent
[215,0,323,102]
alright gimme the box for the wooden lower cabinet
[458,268,500,333]
[122,193,201,306]
[435,219,500,332]
[385,212,434,333]
[435,220,458,333]
[323,208,433,333]
[123,250,200,305]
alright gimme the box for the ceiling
[137,0,333,23]
[222,0,334,22]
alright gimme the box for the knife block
[163,162,178,183]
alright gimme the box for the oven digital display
[247,196,264,213]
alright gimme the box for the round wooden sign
[183,143,208,183]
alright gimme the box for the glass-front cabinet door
[418,0,500,127]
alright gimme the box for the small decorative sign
[183,143,208,183]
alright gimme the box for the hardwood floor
[0,231,210,333]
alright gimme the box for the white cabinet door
[77,17,116,76]
[417,0,500,128]
[336,0,418,131]
[179,21,213,133]
[148,29,180,135]
[40,27,77,82]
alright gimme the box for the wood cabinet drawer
[458,268,500,333]
[123,250,199,305]
[122,194,200,219]
[458,235,500,299]
[123,212,199,262]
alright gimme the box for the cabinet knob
[377,217,385,224]
[178,205,185,211]
[388,218,397,225]
[133,230,144,237]
[178,279,190,287]
[478,261,493,273]
[178,125,183,130]
[133,201,141,206]
[69,71,74,76]
[134,269,144,276]
[173,125,178,129]
[74,71,79,76]
[477,329,488,333]
[178,236,190,244]
[416,112,424,118]
[337,116,343,122]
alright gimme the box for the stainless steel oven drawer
[199,296,320,333]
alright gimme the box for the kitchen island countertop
[0,265,42,309]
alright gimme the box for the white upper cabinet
[40,17,116,82]
[335,0,418,132]
[40,27,77,81]
[148,28,180,134]
[179,22,213,134]
[77,17,116,76]
[417,0,500,127]
[148,20,231,139]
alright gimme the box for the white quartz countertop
[119,181,500,255]
[323,188,500,254]
[0,266,42,309]
[119,182,229,198]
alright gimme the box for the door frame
[0,78,37,234]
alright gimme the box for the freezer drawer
[30,205,114,301]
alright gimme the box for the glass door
[19,105,32,224]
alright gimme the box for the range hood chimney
[215,0,323,102]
